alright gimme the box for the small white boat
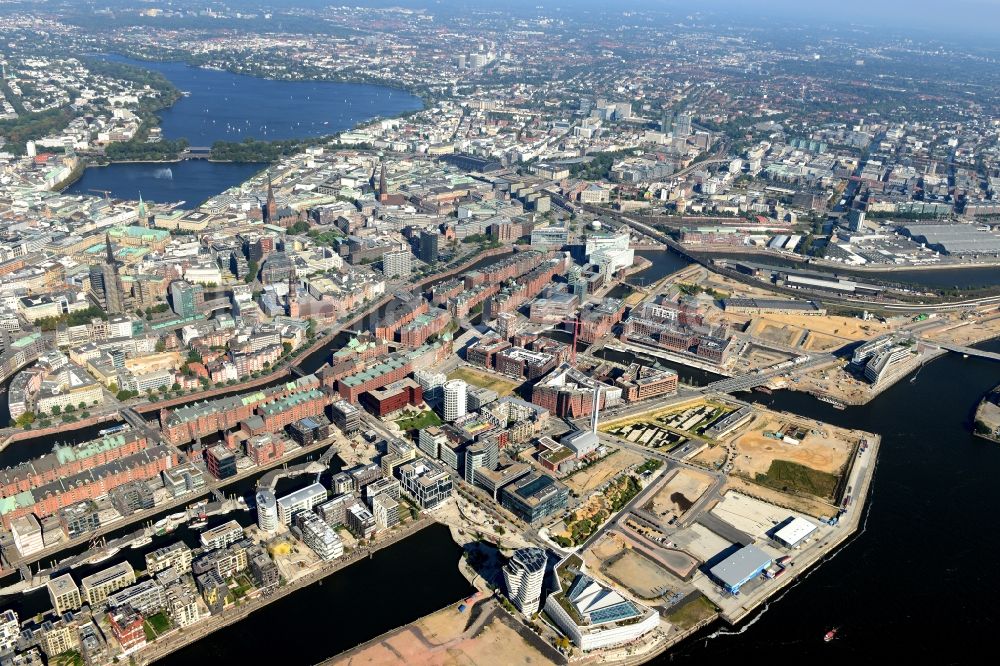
[85,546,121,565]
[130,535,152,549]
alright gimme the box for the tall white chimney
[590,384,602,434]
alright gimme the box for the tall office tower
[502,547,547,615]
[169,280,203,318]
[443,379,467,421]
[674,112,693,139]
[419,230,440,264]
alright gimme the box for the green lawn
[754,459,840,499]
[665,593,718,630]
[50,652,84,666]
[143,611,171,642]
[395,410,442,431]
[447,366,520,396]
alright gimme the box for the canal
[0,445,342,618]
[5,250,1000,662]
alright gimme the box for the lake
[103,55,422,146]
[65,55,423,206]
[65,160,265,209]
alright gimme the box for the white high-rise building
[503,547,547,616]
[382,249,412,278]
[442,379,467,421]
[256,489,278,532]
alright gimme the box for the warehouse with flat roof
[709,545,772,594]
[901,223,1000,255]
[772,516,818,548]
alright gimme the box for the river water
[662,340,1000,663]
[701,251,1000,290]
[3,250,1000,661]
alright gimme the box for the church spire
[378,162,388,202]
[264,169,277,223]
[137,191,147,224]
[105,231,117,265]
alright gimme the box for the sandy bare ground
[564,448,644,495]
[787,361,878,403]
[602,550,677,600]
[328,601,556,666]
[690,444,726,469]
[724,477,835,519]
[585,532,627,566]
[756,313,891,341]
[746,318,808,348]
[922,315,1000,346]
[729,413,853,477]
[802,331,851,352]
[978,398,1000,431]
[646,469,714,521]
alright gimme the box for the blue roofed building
[708,544,773,594]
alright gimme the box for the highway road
[700,353,836,394]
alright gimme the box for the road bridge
[119,407,161,443]
[921,340,1000,362]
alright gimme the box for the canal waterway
[66,54,422,206]
[0,446,342,618]
[157,522,472,666]
[4,251,1000,661]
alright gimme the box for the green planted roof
[53,433,129,465]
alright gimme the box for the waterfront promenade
[0,436,339,574]
[134,517,434,665]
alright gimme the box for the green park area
[664,593,718,630]
[395,409,443,431]
[447,366,520,396]
[754,460,840,499]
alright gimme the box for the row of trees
[104,137,189,162]
[34,305,107,332]
[209,137,320,163]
